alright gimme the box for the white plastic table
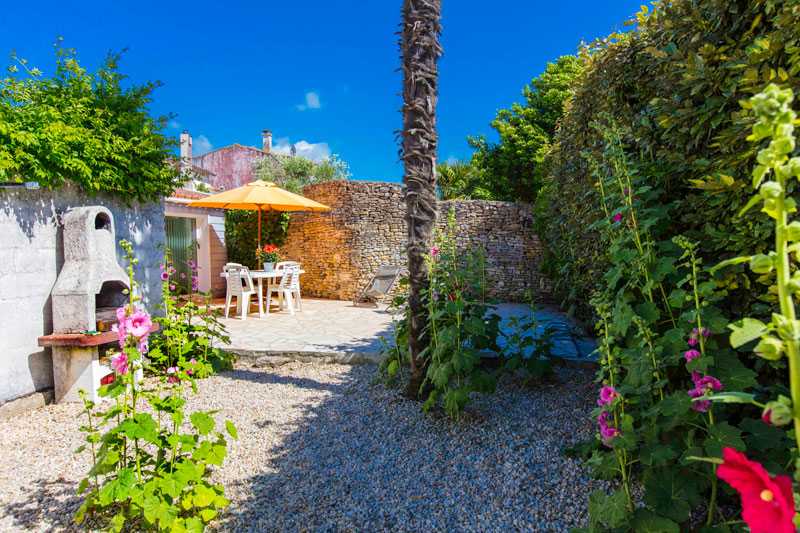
[220,269,305,318]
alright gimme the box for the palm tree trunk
[399,0,442,399]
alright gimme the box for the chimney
[179,130,192,172]
[262,129,272,153]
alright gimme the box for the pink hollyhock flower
[597,385,619,406]
[717,447,795,533]
[160,271,170,281]
[166,366,180,384]
[612,212,623,223]
[110,353,129,375]
[138,338,148,354]
[187,358,197,376]
[187,259,196,269]
[191,276,199,292]
[597,411,620,446]
[688,371,723,412]
[127,309,152,339]
[687,336,699,347]
[169,284,176,291]
[430,246,439,257]
[684,349,701,362]
[112,314,127,348]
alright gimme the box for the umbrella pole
[257,206,262,269]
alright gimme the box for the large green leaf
[588,489,629,529]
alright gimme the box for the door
[165,216,198,293]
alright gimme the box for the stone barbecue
[39,207,131,403]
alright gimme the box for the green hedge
[224,211,288,269]
[534,1,800,530]
[540,0,800,320]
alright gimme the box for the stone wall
[0,183,165,405]
[281,181,550,302]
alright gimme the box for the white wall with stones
[0,183,165,405]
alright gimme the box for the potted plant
[256,244,280,271]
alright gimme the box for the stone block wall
[281,181,551,302]
[0,183,165,405]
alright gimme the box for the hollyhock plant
[716,447,795,533]
[597,411,620,446]
[684,349,701,362]
[597,385,619,406]
[430,246,440,257]
[688,371,723,412]
[127,308,153,339]
[612,212,623,223]
[110,352,129,375]
[166,366,180,384]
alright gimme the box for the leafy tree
[435,159,492,200]
[468,55,583,202]
[400,0,442,399]
[0,43,180,201]
[253,153,350,194]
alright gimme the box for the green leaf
[190,412,216,435]
[588,489,629,528]
[225,420,238,440]
[728,318,768,348]
[705,422,746,457]
[192,484,216,508]
[705,392,758,405]
[644,469,696,522]
[631,509,680,533]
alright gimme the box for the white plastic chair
[224,266,261,320]
[266,265,301,315]
[268,261,301,306]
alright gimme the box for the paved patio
[215,298,597,365]
[217,299,396,363]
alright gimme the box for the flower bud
[760,181,783,199]
[749,253,775,274]
[762,397,793,426]
[754,336,784,361]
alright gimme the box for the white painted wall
[0,184,165,404]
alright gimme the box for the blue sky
[1,1,643,182]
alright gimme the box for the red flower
[262,244,279,253]
[716,447,795,533]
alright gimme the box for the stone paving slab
[217,298,597,365]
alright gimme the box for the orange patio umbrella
[188,180,330,251]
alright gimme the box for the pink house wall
[193,145,265,190]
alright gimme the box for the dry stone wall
[281,181,551,302]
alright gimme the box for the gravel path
[0,363,606,532]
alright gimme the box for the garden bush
[531,1,800,529]
[0,43,180,201]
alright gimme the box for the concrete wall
[281,181,551,302]
[0,183,165,404]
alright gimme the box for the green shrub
[224,211,288,269]
[0,43,180,201]
[540,0,800,320]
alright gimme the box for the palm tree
[399,0,442,399]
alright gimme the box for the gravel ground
[0,363,607,532]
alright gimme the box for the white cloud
[272,137,331,162]
[193,134,213,156]
[295,91,321,111]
